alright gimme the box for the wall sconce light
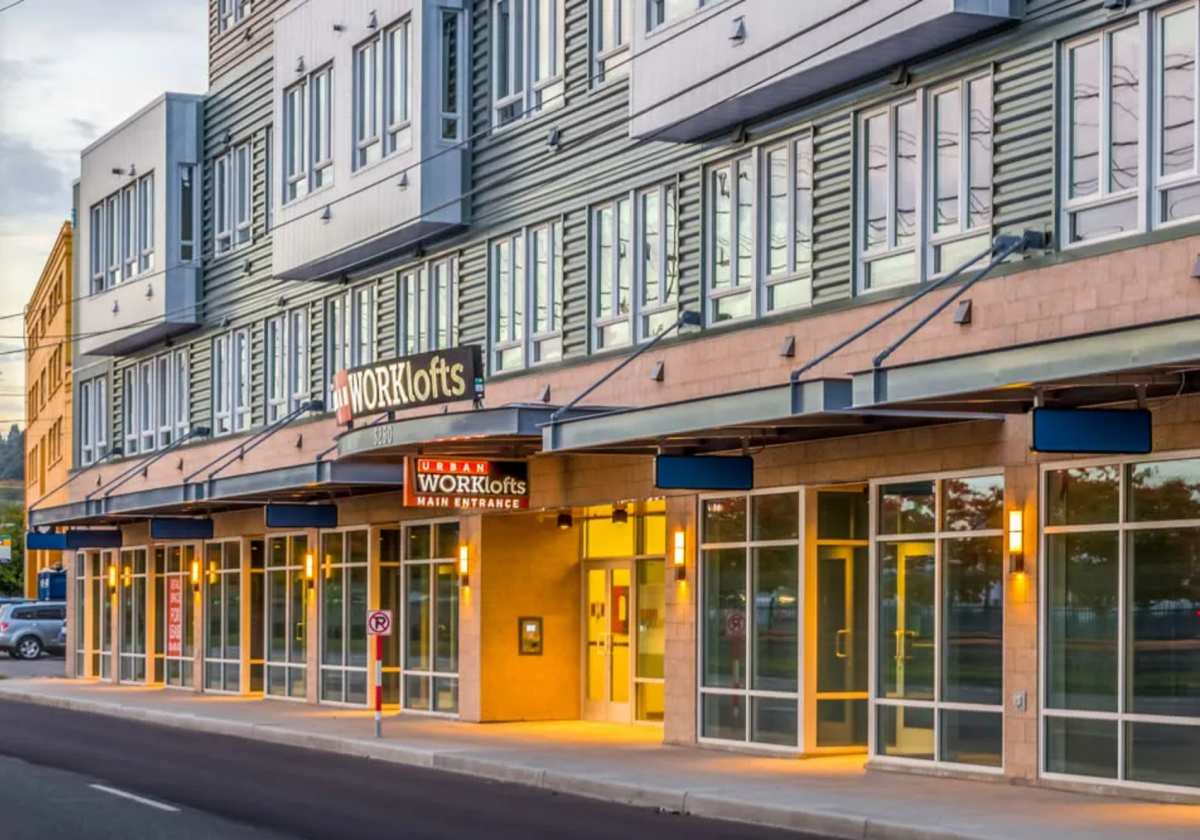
[190,558,201,592]
[305,551,315,589]
[556,511,573,530]
[1008,509,1025,574]
[673,529,687,581]
[107,564,118,592]
[611,505,628,525]
[458,544,469,586]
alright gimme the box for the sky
[0,0,208,428]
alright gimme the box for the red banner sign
[167,575,183,658]
[403,457,530,510]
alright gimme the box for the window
[89,204,103,293]
[875,474,1005,769]
[284,79,309,202]
[158,545,197,687]
[707,155,755,322]
[1159,5,1200,224]
[212,333,231,436]
[203,541,242,694]
[266,311,308,423]
[106,194,120,287]
[138,172,154,272]
[122,184,137,280]
[354,19,411,167]
[232,328,250,432]
[491,221,563,372]
[172,348,189,442]
[1042,456,1200,792]
[325,287,376,399]
[265,534,309,699]
[399,257,459,355]
[593,0,631,83]
[219,0,251,32]
[311,67,333,187]
[122,367,138,456]
[179,165,196,262]
[592,182,679,344]
[288,307,308,409]
[319,529,370,705]
[78,375,109,466]
[859,98,919,291]
[440,10,463,140]
[264,127,273,232]
[647,0,705,31]
[215,142,252,254]
[492,0,565,127]
[354,38,382,168]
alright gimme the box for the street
[0,652,65,679]
[0,698,825,839]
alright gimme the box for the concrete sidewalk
[0,679,1192,840]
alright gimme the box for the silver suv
[0,602,66,659]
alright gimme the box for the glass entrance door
[266,534,308,699]
[584,562,632,722]
[118,548,147,683]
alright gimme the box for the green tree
[0,502,23,596]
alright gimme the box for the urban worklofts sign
[403,458,531,510]
[332,346,483,425]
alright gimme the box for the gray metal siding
[458,241,488,351]
[992,44,1056,242]
[208,0,287,88]
[811,114,853,306]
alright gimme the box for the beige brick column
[65,551,78,678]
[1003,462,1039,781]
[457,514,484,722]
[664,495,697,746]
[305,528,320,704]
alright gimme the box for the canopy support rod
[89,426,212,501]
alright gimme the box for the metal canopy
[852,316,1200,412]
[541,378,998,455]
[338,404,614,460]
[27,460,405,529]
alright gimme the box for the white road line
[89,784,181,813]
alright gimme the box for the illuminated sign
[403,458,530,510]
[332,346,483,426]
[167,576,184,658]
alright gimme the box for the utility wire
[0,0,28,14]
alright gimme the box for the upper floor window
[138,173,155,273]
[440,8,464,141]
[929,74,993,272]
[859,98,919,291]
[119,350,188,455]
[593,0,631,83]
[266,308,309,423]
[215,142,252,255]
[354,19,411,169]
[88,172,155,293]
[491,220,563,372]
[708,154,755,322]
[647,0,705,32]
[213,330,249,436]
[219,0,252,33]
[492,0,565,127]
[399,257,459,355]
[283,66,333,203]
[325,286,376,404]
[179,164,196,262]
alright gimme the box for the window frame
[212,333,232,437]
[490,220,564,373]
[232,327,251,433]
[646,0,707,33]
[180,164,196,262]
[89,203,104,293]
[1155,2,1200,228]
[857,95,923,293]
[122,366,138,456]
[705,152,757,324]
[138,172,155,273]
[283,78,310,204]
[398,256,460,355]
[218,0,252,33]
[439,8,464,141]
[491,0,566,128]
[592,0,631,85]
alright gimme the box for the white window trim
[122,367,138,456]
[179,164,197,262]
[317,527,372,708]
[705,153,757,325]
[232,327,251,433]
[288,307,309,411]
[212,333,232,437]
[384,19,413,152]
[219,0,252,33]
[266,314,288,424]
[592,0,631,85]
[490,221,564,373]
[1154,2,1200,229]
[1038,451,1200,797]
[215,142,253,256]
[399,257,459,355]
[438,7,464,142]
[138,172,155,273]
[283,78,309,205]
[491,0,566,128]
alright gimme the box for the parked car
[0,601,66,659]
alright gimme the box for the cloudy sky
[0,0,208,428]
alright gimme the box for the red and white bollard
[374,633,383,738]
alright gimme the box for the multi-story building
[35,0,1200,800]
[24,222,73,598]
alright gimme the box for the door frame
[581,558,636,723]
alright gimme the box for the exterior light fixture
[107,564,118,592]
[305,551,315,589]
[1008,509,1025,574]
[612,506,628,525]
[556,511,573,530]
[190,558,201,592]
[458,544,469,586]
[673,529,687,581]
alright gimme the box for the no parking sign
[367,609,393,636]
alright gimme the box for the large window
[354,19,410,168]
[213,329,249,436]
[283,66,332,202]
[380,521,460,714]
[157,545,196,688]
[88,172,155,292]
[204,541,241,694]
[492,0,565,126]
[266,309,309,422]
[118,350,187,455]
[874,473,1005,770]
[399,257,459,355]
[79,375,109,467]
[215,142,252,254]
[218,0,251,32]
[593,182,679,347]
[266,534,308,700]
[707,154,756,322]
[325,286,375,390]
[439,8,463,140]
[118,548,147,683]
[1043,456,1200,792]
[320,530,369,705]
[593,0,631,83]
[491,221,563,372]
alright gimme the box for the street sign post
[366,610,393,738]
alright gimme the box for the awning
[338,404,615,460]
[27,460,404,529]
[851,316,1200,412]
[541,378,1001,454]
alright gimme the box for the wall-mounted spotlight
[1008,509,1025,574]
[107,564,118,592]
[611,506,628,525]
[556,511,573,530]
[673,529,687,581]
[305,551,315,589]
[458,544,470,586]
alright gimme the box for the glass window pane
[1046,532,1119,711]
[751,546,798,692]
[702,549,746,689]
[407,525,432,560]
[895,101,917,246]
[1045,716,1117,779]
[405,674,430,710]
[942,475,1003,532]
[636,560,665,680]
[878,541,935,700]
[942,536,1003,705]
[795,135,813,270]
[1046,466,1119,526]
[816,490,868,541]
[349,564,368,668]
[878,481,935,535]
[1126,721,1200,787]
[864,112,888,250]
[1163,180,1200,222]
[1128,527,1200,717]
[1108,26,1140,193]
[642,190,660,305]
[322,568,344,667]
[702,497,745,544]
[1128,458,1200,521]
[1070,39,1100,198]
[751,493,798,541]
[1070,197,1138,242]
[735,159,754,285]
[701,692,744,741]
[434,677,459,713]
[406,564,431,670]
[434,563,458,673]
[711,166,732,288]
[940,709,1002,768]
[766,147,788,274]
[1161,8,1196,178]
[877,704,934,761]
[933,87,961,235]
[751,697,797,747]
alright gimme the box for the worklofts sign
[332,346,483,425]
[403,458,531,511]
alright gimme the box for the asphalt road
[0,652,65,679]
[0,698,824,839]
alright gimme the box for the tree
[0,502,23,596]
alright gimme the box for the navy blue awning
[25,530,123,550]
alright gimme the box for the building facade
[24,222,73,598]
[32,0,1200,801]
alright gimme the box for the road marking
[89,784,180,813]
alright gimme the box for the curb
[0,685,994,840]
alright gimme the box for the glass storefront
[93,552,110,679]
[74,555,87,677]
[1043,457,1200,791]
[266,534,307,700]
[118,548,147,683]
[319,530,369,705]
[157,545,196,688]
[875,474,1004,769]
[204,541,241,694]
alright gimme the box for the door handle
[835,629,850,659]
[893,629,916,662]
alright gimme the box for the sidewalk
[0,678,1193,840]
